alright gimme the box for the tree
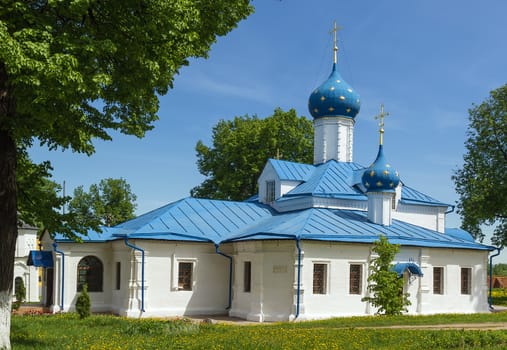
[75,284,91,319]
[0,2,252,348]
[492,263,507,277]
[453,84,507,245]
[362,235,410,316]
[69,178,137,227]
[191,108,314,201]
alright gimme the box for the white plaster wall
[132,241,230,318]
[14,227,39,302]
[53,242,113,313]
[394,204,446,232]
[258,162,278,204]
[302,242,369,319]
[230,241,294,322]
[314,117,354,164]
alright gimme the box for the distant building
[15,223,40,302]
[38,30,495,321]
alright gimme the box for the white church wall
[52,242,113,313]
[14,226,39,302]
[124,241,230,318]
[418,248,489,314]
[394,203,446,232]
[230,241,294,322]
[258,162,278,204]
[302,241,369,319]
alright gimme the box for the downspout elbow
[52,242,65,311]
[124,238,145,313]
[215,244,233,310]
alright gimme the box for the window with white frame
[178,262,193,291]
[461,267,472,295]
[349,264,362,294]
[313,263,328,294]
[266,180,276,202]
[433,267,444,294]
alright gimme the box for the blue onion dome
[361,145,400,192]
[308,63,361,119]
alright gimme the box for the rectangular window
[349,264,362,294]
[313,263,327,294]
[116,262,121,290]
[244,261,251,293]
[461,267,471,295]
[266,180,276,202]
[178,262,193,291]
[433,267,443,294]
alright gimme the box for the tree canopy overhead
[69,178,137,228]
[191,108,314,201]
[453,84,507,245]
[0,1,253,348]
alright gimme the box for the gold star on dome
[395,171,399,177]
[386,164,391,168]
[369,170,375,177]
[339,96,345,100]
[376,181,383,187]
[347,88,353,92]
[365,182,370,187]
[336,80,341,83]
[346,108,351,113]
[320,96,326,101]
[328,107,335,112]
[330,86,335,91]
[383,170,389,175]
[389,182,394,187]
[314,108,319,113]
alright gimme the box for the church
[36,31,495,321]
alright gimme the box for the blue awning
[392,262,423,277]
[27,251,53,268]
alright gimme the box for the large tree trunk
[0,64,18,350]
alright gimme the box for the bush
[12,278,26,311]
[75,284,91,319]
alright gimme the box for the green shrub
[12,277,26,311]
[75,284,91,319]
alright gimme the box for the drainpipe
[295,238,302,319]
[489,247,503,309]
[52,243,65,311]
[215,244,232,309]
[124,238,145,313]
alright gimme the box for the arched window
[77,256,103,292]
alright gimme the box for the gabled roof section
[401,185,450,207]
[227,208,494,251]
[268,158,315,181]
[54,198,274,245]
[285,160,365,199]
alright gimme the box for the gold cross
[374,104,389,145]
[330,20,342,64]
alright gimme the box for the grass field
[11,312,507,349]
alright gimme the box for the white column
[314,117,355,164]
[367,192,394,226]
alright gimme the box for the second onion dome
[361,144,400,192]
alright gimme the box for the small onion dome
[308,63,360,119]
[361,145,400,192]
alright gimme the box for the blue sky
[30,1,507,258]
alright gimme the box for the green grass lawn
[11,313,507,350]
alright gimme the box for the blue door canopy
[27,250,54,268]
[392,262,423,277]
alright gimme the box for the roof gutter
[123,237,146,313]
[489,247,503,309]
[445,205,455,214]
[215,244,232,309]
[52,243,65,311]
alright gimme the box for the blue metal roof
[268,158,315,181]
[226,208,494,251]
[392,262,424,277]
[27,250,54,268]
[285,161,365,198]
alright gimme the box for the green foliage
[68,178,137,227]
[492,263,507,277]
[192,108,314,200]
[75,284,91,319]
[453,84,507,244]
[362,235,410,316]
[12,277,26,310]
